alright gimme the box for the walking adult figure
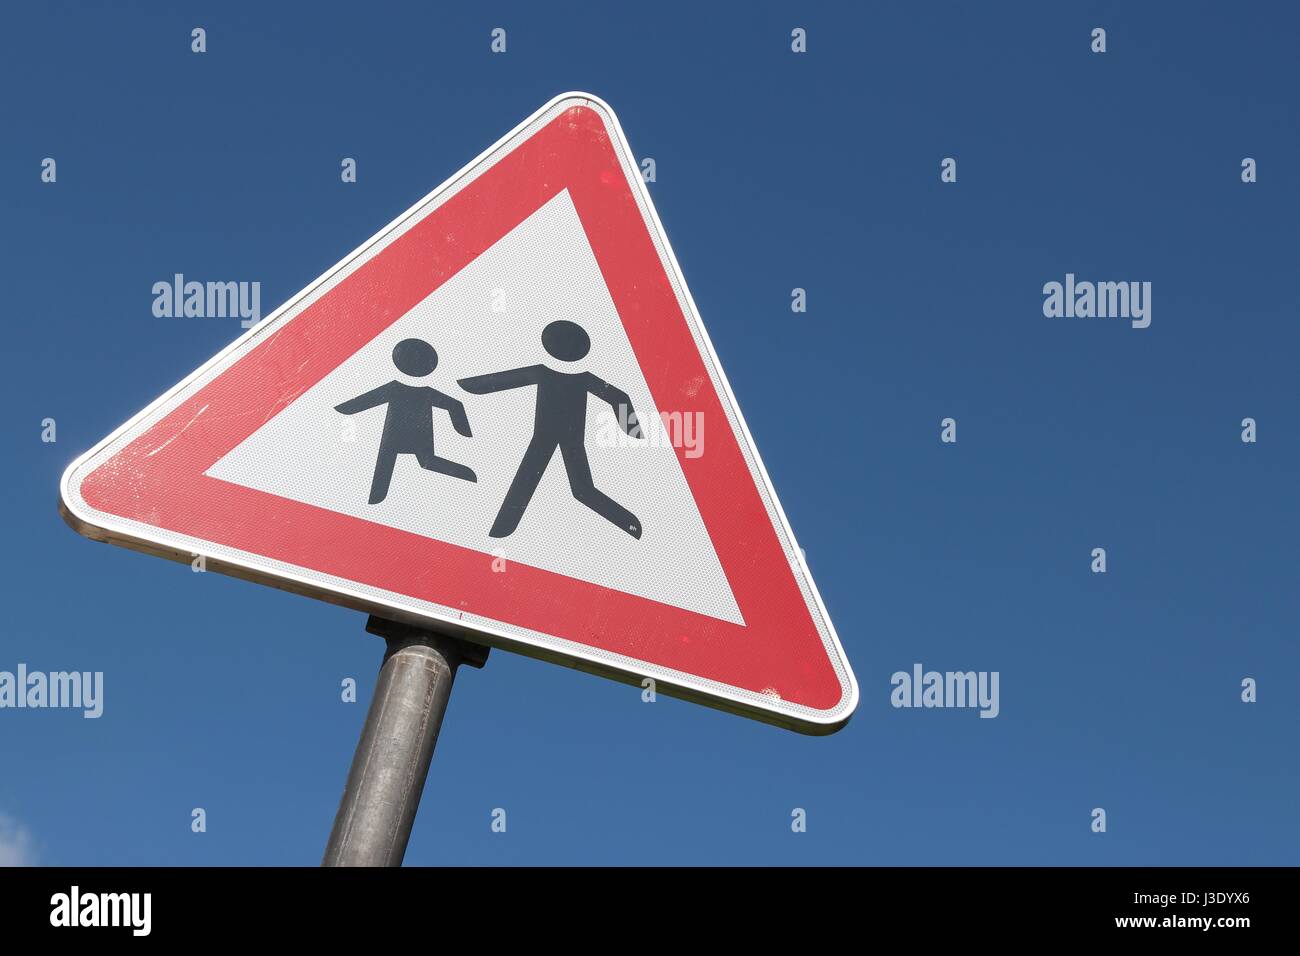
[458,320,643,539]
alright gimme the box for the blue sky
[2,1,1298,865]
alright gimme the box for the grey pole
[323,616,488,867]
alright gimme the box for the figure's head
[541,320,591,362]
[392,338,438,376]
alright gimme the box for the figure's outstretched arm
[585,374,642,438]
[430,390,473,438]
[335,384,392,415]
[457,365,544,395]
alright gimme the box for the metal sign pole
[322,616,488,867]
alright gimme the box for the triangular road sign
[61,93,858,733]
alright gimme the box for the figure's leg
[560,443,641,539]
[368,449,399,504]
[490,437,556,537]
[414,447,477,483]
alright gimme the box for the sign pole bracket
[322,615,489,867]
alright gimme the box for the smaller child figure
[335,338,476,505]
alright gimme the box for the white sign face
[208,190,743,625]
[61,93,858,733]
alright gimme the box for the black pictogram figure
[459,320,643,539]
[335,338,476,504]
